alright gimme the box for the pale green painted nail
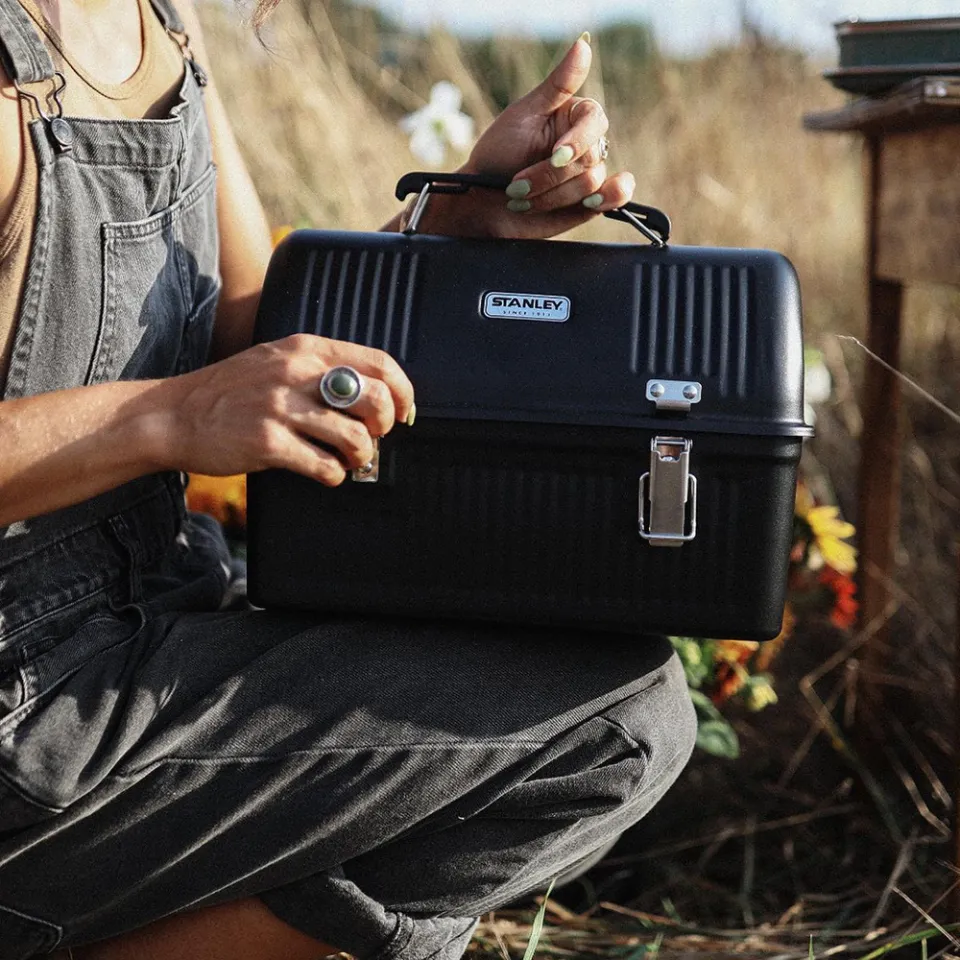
[507,199,532,213]
[505,179,531,199]
[405,402,417,427]
[550,145,575,168]
[578,31,591,45]
[582,193,604,209]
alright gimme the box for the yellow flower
[744,676,778,712]
[805,505,857,574]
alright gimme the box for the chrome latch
[351,438,380,483]
[646,379,702,412]
[638,437,697,547]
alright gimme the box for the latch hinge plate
[646,379,702,412]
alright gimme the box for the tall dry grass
[199,0,960,947]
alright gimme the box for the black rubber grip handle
[395,171,671,245]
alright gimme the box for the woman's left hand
[413,34,635,239]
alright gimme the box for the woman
[0,0,696,955]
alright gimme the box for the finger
[285,387,379,470]
[326,372,397,439]
[263,425,349,487]
[516,164,608,214]
[550,97,608,167]
[507,140,608,203]
[578,170,636,213]
[314,339,415,426]
[517,33,592,116]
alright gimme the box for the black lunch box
[248,175,812,640]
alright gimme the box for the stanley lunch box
[248,174,812,639]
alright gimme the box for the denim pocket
[0,903,62,959]
[87,163,217,385]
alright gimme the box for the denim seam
[111,742,543,778]
[367,912,414,960]
[0,578,112,645]
[0,474,181,569]
[0,765,64,814]
[0,609,146,743]
[598,715,653,762]
[0,902,63,952]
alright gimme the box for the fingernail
[405,402,417,427]
[582,193,603,209]
[507,199,532,213]
[550,145,575,168]
[578,31,591,45]
[505,179,531,199]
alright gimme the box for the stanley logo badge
[481,291,570,322]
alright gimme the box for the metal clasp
[646,379,702,412]
[14,73,73,152]
[351,438,380,483]
[638,437,697,547]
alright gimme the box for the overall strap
[0,0,55,85]
[147,0,185,35]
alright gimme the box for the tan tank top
[0,0,187,389]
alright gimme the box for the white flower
[400,82,474,167]
[804,347,832,425]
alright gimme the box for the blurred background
[198,0,960,953]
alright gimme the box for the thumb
[522,33,592,116]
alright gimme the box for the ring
[597,135,609,162]
[569,97,603,123]
[319,365,363,410]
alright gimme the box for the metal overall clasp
[14,72,73,152]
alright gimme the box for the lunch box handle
[395,171,671,247]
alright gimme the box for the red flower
[818,567,858,630]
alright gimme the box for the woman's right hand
[0,335,414,527]
[157,334,415,486]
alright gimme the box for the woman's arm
[173,0,274,363]
[0,336,413,527]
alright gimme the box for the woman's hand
[157,335,415,487]
[410,34,635,240]
[0,335,415,526]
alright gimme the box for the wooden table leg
[858,137,903,722]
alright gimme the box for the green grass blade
[521,878,557,960]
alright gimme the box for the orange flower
[186,473,247,529]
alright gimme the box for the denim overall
[0,2,696,957]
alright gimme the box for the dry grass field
[199,1,960,953]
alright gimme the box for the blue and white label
[481,291,570,322]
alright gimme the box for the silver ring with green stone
[319,365,363,410]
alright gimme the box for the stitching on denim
[0,578,112,645]
[0,765,64,813]
[397,918,479,960]
[111,741,543,779]
[1,122,52,399]
[368,912,414,960]
[0,901,62,951]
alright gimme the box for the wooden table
[804,76,960,892]
[804,75,960,677]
